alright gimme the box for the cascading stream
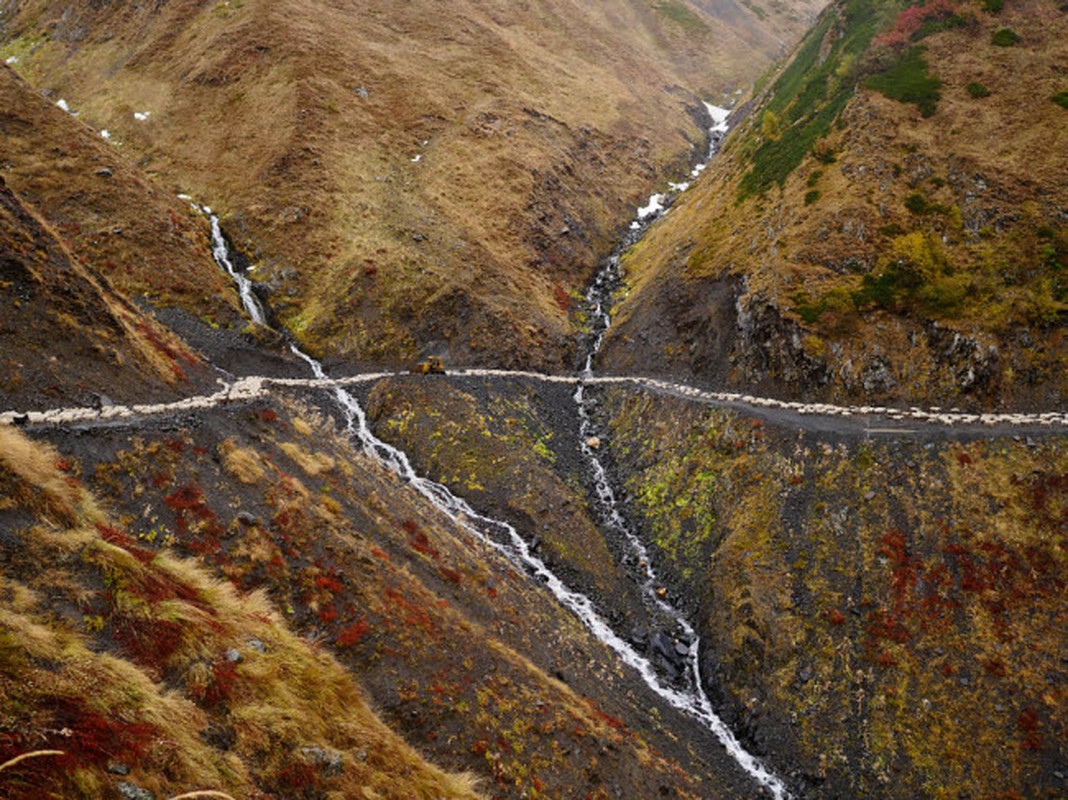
[204,102,789,799]
[574,104,791,800]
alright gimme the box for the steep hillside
[0,64,249,408]
[0,425,482,800]
[602,0,1067,409]
[0,175,205,409]
[599,387,1066,799]
[28,389,773,799]
[0,65,242,329]
[1,0,821,370]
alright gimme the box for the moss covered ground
[602,386,1065,798]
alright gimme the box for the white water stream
[575,105,791,799]
[202,105,789,794]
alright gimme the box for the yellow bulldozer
[411,356,446,375]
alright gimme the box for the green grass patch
[981,0,1004,12]
[653,1,710,32]
[737,0,886,197]
[1052,91,1068,109]
[805,190,821,205]
[865,46,942,117]
[990,27,1020,46]
[740,0,770,21]
[966,82,991,98]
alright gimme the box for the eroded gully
[573,104,790,799]
[191,102,792,799]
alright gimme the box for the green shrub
[865,46,942,117]
[1053,91,1068,109]
[991,27,1020,46]
[805,190,821,205]
[981,0,1003,13]
[737,0,880,197]
[966,82,991,98]
[905,193,929,214]
[807,170,824,187]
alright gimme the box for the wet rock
[236,511,260,526]
[117,782,155,800]
[107,762,130,775]
[247,637,266,653]
[225,647,243,663]
[798,665,814,684]
[95,168,113,178]
[674,640,689,657]
[629,627,648,647]
[90,393,114,410]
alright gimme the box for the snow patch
[704,101,731,134]
[56,98,71,113]
[133,111,150,121]
[636,193,665,219]
[5,56,18,65]
[411,154,422,163]
[100,129,111,140]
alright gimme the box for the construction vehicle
[411,356,446,375]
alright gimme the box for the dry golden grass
[0,425,484,800]
[219,439,268,484]
[607,0,1067,405]
[1,0,820,368]
[279,440,335,477]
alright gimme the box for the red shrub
[409,532,440,559]
[336,619,370,648]
[439,566,463,585]
[203,659,239,708]
[315,574,344,593]
[553,284,571,312]
[114,616,184,672]
[875,0,959,49]
[1017,708,1042,751]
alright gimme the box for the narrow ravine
[205,204,787,797]
[575,103,792,800]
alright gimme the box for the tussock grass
[0,426,484,800]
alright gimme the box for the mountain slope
[33,390,770,799]
[0,174,203,409]
[602,0,1067,409]
[600,387,1066,799]
[1,0,822,370]
[0,424,482,800]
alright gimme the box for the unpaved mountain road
[3,367,1064,439]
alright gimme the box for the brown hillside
[36,390,772,798]
[602,0,1067,410]
[0,173,207,409]
[0,66,242,328]
[1,0,822,370]
[0,424,483,800]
